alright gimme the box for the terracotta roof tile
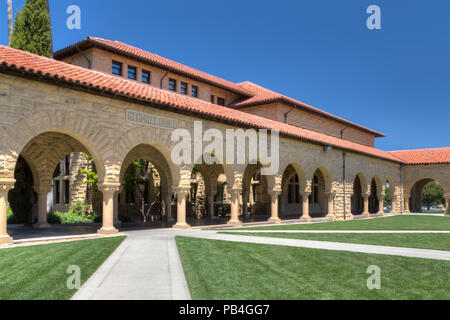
[0,45,430,164]
[388,148,450,164]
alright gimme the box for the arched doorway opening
[242,164,271,221]
[369,178,379,214]
[410,179,445,213]
[119,144,175,224]
[10,131,104,229]
[351,174,366,215]
[310,168,331,218]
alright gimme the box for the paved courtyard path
[72,229,191,300]
[186,230,450,261]
[72,227,450,300]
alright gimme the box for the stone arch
[119,144,178,223]
[280,163,307,217]
[409,178,445,213]
[242,163,272,217]
[5,110,109,183]
[309,167,332,217]
[368,175,383,213]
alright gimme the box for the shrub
[47,211,101,224]
[70,201,89,216]
[6,207,20,224]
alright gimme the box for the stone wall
[0,72,448,223]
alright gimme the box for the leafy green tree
[384,186,392,207]
[10,0,52,57]
[422,182,445,210]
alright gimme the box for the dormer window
[181,82,188,95]
[128,65,137,80]
[217,97,225,106]
[112,60,122,76]
[191,85,198,98]
[169,78,177,91]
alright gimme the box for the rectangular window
[64,180,70,204]
[55,180,60,204]
[191,85,199,98]
[128,65,137,80]
[112,60,123,76]
[168,78,177,91]
[65,155,70,176]
[210,95,215,103]
[142,70,151,84]
[180,82,188,94]
[217,97,225,106]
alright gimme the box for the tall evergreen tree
[10,0,52,57]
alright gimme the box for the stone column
[377,194,385,215]
[207,193,215,220]
[390,195,398,214]
[267,191,281,224]
[33,181,52,228]
[325,192,336,220]
[173,187,190,229]
[300,191,311,222]
[362,194,370,216]
[404,196,410,213]
[97,183,120,235]
[113,190,122,225]
[445,195,450,216]
[227,189,242,226]
[0,178,14,245]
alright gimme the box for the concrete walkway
[184,230,450,261]
[72,229,191,300]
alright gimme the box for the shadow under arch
[351,172,368,215]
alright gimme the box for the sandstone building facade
[0,37,449,244]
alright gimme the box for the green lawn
[221,232,450,251]
[0,236,125,300]
[176,236,450,300]
[230,215,450,231]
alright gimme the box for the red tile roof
[55,37,385,138]
[388,148,450,165]
[54,37,251,97]
[0,45,444,165]
[232,81,385,137]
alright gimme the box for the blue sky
[1,0,449,151]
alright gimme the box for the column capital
[268,190,281,197]
[228,188,243,196]
[98,183,121,194]
[300,191,311,197]
[33,182,52,194]
[0,178,15,195]
[172,186,191,195]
